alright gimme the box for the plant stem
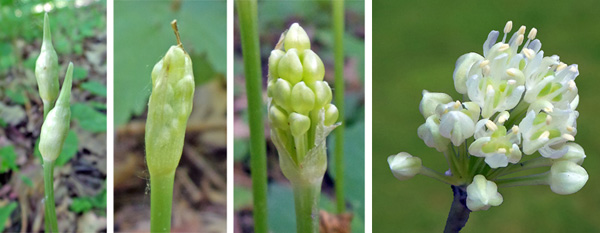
[150,172,175,233]
[444,185,471,233]
[292,180,322,233]
[420,166,461,185]
[236,1,269,232]
[496,172,549,187]
[332,0,346,214]
[43,159,59,233]
[497,157,553,177]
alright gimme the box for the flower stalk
[145,20,195,232]
[332,0,346,214]
[235,1,269,232]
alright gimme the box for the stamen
[504,21,513,34]
[483,65,491,76]
[486,84,495,95]
[516,34,524,46]
[557,62,567,71]
[453,100,461,109]
[539,131,550,140]
[567,80,576,91]
[528,28,538,40]
[522,48,534,59]
[567,126,575,132]
[485,120,498,131]
[546,115,552,125]
[562,134,575,141]
[517,26,526,35]
[511,125,519,133]
[479,60,490,68]
[498,43,510,52]
[507,79,517,85]
[497,148,507,154]
[570,66,578,72]
[543,107,553,113]
[498,115,508,124]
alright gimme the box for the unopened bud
[272,78,292,110]
[311,81,332,109]
[291,81,315,114]
[387,152,422,181]
[324,104,339,126]
[301,49,325,84]
[549,161,588,195]
[277,48,303,84]
[269,105,289,130]
[268,50,285,78]
[466,175,503,211]
[289,112,310,137]
[419,90,453,118]
[284,23,310,53]
[35,13,59,106]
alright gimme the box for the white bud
[549,161,588,195]
[387,152,422,181]
[466,175,503,211]
[419,90,453,118]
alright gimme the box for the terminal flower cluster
[388,21,588,212]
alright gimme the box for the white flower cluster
[389,21,588,212]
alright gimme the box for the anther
[517,26,526,35]
[485,120,498,131]
[562,134,575,141]
[522,48,534,59]
[507,79,517,85]
[516,34,524,46]
[497,148,507,154]
[511,125,519,133]
[498,43,510,52]
[556,62,567,71]
[567,126,575,132]
[479,60,490,68]
[546,115,552,125]
[504,21,513,33]
[528,28,537,40]
[539,131,550,140]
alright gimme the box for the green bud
[146,45,195,176]
[284,23,310,53]
[311,81,332,109]
[388,152,422,181]
[272,78,292,110]
[302,49,325,84]
[291,81,315,114]
[267,78,277,97]
[324,104,339,126]
[268,50,285,79]
[35,13,59,106]
[269,105,289,130]
[277,48,303,84]
[289,112,310,137]
[39,62,73,162]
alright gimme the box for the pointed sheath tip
[43,12,51,43]
[56,62,74,107]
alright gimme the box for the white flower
[436,101,478,146]
[549,161,588,195]
[418,115,450,152]
[553,142,586,165]
[524,62,579,111]
[519,109,578,158]
[419,90,453,119]
[469,121,521,168]
[466,175,503,211]
[388,152,422,181]
[453,52,484,94]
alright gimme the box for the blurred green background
[374,0,600,232]
[0,0,107,232]
[113,0,227,232]
[233,0,364,232]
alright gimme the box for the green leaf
[0,145,18,173]
[234,185,253,210]
[69,188,106,213]
[233,139,249,161]
[81,81,107,97]
[34,130,78,166]
[71,103,107,133]
[89,101,107,110]
[0,202,17,232]
[5,89,26,105]
[328,121,365,232]
[73,66,88,80]
[20,175,33,187]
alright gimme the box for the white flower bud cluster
[389,21,589,212]
[267,23,339,165]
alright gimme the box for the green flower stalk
[39,62,73,233]
[35,13,60,118]
[145,20,194,233]
[268,23,340,233]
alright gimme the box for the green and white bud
[291,81,315,114]
[35,13,59,112]
[272,78,292,111]
[324,104,338,126]
[278,48,303,84]
[284,23,310,53]
[146,44,195,176]
[289,112,311,137]
[419,90,453,119]
[387,152,422,181]
[311,81,332,109]
[553,143,586,165]
[453,52,483,94]
[268,50,285,79]
[301,49,325,84]
[466,175,503,211]
[39,62,73,162]
[549,161,588,195]
[269,105,289,130]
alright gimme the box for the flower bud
[311,81,332,109]
[289,112,310,137]
[439,111,475,146]
[554,143,586,165]
[35,13,59,106]
[39,62,73,162]
[301,49,325,84]
[324,104,339,126]
[417,115,449,152]
[419,90,453,118]
[291,81,315,114]
[277,48,303,84]
[466,175,503,211]
[269,105,289,130]
[268,50,285,79]
[284,23,310,53]
[272,78,292,110]
[387,152,422,181]
[453,52,483,94]
[549,161,588,195]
